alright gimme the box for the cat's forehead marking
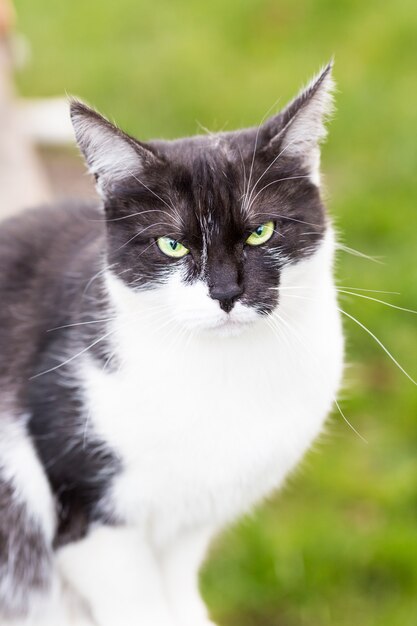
[210,134,232,159]
[199,214,211,274]
[164,133,277,240]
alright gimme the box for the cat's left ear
[70,100,160,195]
[264,62,335,185]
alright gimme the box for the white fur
[0,419,55,543]
[56,227,344,625]
[279,64,335,186]
[71,111,142,193]
[0,420,63,626]
[58,525,175,626]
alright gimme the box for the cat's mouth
[166,277,261,335]
[210,317,252,336]
[177,313,255,337]
[203,304,260,336]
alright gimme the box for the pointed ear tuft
[70,99,157,195]
[266,62,335,185]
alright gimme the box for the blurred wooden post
[0,0,50,220]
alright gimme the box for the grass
[14,0,417,624]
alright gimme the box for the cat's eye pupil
[245,221,274,247]
[157,236,189,258]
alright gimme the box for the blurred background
[2,0,416,624]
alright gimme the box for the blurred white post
[0,0,51,220]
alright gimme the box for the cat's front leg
[57,524,176,626]
[158,526,217,626]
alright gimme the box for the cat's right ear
[70,100,159,196]
[261,62,335,186]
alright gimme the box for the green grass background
[14,0,417,624]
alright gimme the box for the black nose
[210,285,243,313]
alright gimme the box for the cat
[0,62,344,626]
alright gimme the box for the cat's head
[71,63,335,335]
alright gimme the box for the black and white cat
[0,63,344,626]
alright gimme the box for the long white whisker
[255,210,322,229]
[106,208,183,225]
[125,169,184,229]
[243,125,263,216]
[271,308,367,443]
[338,290,417,315]
[83,263,118,296]
[277,268,414,413]
[33,303,174,378]
[241,98,284,216]
[337,243,383,264]
[338,307,417,385]
[271,285,401,295]
[137,238,163,259]
[244,138,299,214]
[116,221,176,251]
[29,328,119,379]
[47,318,118,331]
[247,175,312,212]
[336,287,400,295]
[236,142,248,202]
[333,397,368,444]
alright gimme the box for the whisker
[125,169,184,229]
[270,307,367,442]
[336,287,400,295]
[33,304,174,379]
[255,211,323,229]
[271,285,401,295]
[333,397,368,444]
[338,307,417,386]
[243,124,263,216]
[29,327,119,379]
[116,222,175,251]
[337,243,383,264]
[106,208,183,225]
[337,290,417,315]
[236,142,248,203]
[137,238,163,259]
[83,263,118,296]
[241,98,283,216]
[47,318,118,332]
[246,175,312,212]
[244,137,299,214]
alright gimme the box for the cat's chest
[84,364,300,533]
[81,319,342,535]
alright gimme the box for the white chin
[177,315,255,336]
[189,305,261,336]
[208,317,255,337]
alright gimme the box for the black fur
[0,65,331,618]
[0,204,120,617]
[101,122,326,314]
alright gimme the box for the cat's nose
[210,285,243,313]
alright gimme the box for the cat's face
[72,64,334,334]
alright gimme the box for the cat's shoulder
[0,200,104,275]
[0,199,106,322]
[0,200,103,245]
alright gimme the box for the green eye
[246,221,274,246]
[157,236,190,258]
